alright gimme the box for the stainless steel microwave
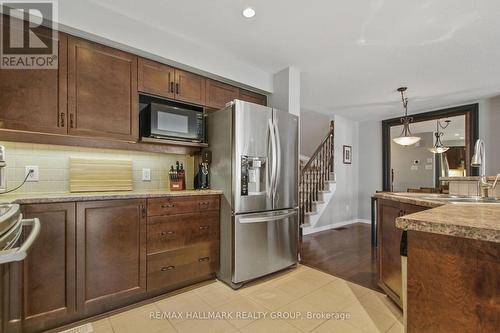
[140,98,205,143]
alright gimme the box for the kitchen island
[375,192,500,333]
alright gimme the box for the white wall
[314,115,360,228]
[357,120,383,220]
[479,97,500,174]
[268,67,301,116]
[56,1,273,93]
[300,109,331,157]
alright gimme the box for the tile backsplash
[448,180,500,198]
[0,141,194,194]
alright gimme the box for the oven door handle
[0,218,40,264]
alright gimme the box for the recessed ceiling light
[454,133,460,136]
[460,137,464,139]
[242,7,255,18]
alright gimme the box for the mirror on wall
[382,104,479,192]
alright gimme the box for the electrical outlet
[25,165,39,182]
[142,168,151,181]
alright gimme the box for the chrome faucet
[0,146,5,192]
[471,139,500,198]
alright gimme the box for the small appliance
[139,95,205,143]
[194,151,211,189]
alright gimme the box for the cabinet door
[0,23,67,134]
[205,79,239,109]
[4,203,76,333]
[377,199,403,307]
[239,89,267,106]
[76,199,146,314]
[138,58,175,99]
[174,69,206,105]
[68,37,138,141]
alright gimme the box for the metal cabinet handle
[69,114,74,128]
[198,257,210,262]
[170,81,174,93]
[161,231,175,236]
[141,205,146,218]
[60,112,65,127]
[175,83,179,95]
[161,204,175,208]
[199,202,210,209]
[161,266,175,271]
[199,225,209,230]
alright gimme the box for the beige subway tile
[458,183,469,196]
[449,182,459,195]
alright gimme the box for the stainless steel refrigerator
[207,100,298,289]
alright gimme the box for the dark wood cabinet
[138,58,175,99]
[205,79,239,109]
[0,26,67,135]
[68,37,138,141]
[76,199,146,314]
[4,203,76,333]
[377,199,427,307]
[174,69,206,105]
[239,89,267,106]
[146,195,220,292]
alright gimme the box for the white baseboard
[302,219,359,235]
[354,219,371,224]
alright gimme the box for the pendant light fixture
[428,119,451,154]
[393,87,421,146]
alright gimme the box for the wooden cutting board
[70,157,133,192]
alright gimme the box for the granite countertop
[374,192,500,243]
[0,189,223,205]
[440,176,498,181]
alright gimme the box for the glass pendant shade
[393,134,422,146]
[428,146,449,154]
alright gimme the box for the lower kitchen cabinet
[3,202,76,333]
[76,199,147,315]
[377,199,427,308]
[2,195,219,332]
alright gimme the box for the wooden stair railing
[299,120,335,227]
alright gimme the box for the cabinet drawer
[147,242,219,291]
[147,195,219,217]
[147,211,219,254]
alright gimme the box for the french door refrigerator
[207,100,298,289]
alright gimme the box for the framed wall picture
[343,145,352,164]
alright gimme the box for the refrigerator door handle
[273,120,281,199]
[268,119,277,199]
[239,210,296,224]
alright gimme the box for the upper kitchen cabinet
[205,79,239,109]
[67,37,138,141]
[239,89,267,106]
[138,58,175,99]
[0,27,67,135]
[174,69,206,105]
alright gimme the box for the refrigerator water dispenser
[241,156,267,196]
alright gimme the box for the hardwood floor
[300,223,381,292]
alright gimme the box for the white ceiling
[58,0,500,120]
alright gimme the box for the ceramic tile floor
[70,265,403,333]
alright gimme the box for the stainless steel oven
[140,97,205,143]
